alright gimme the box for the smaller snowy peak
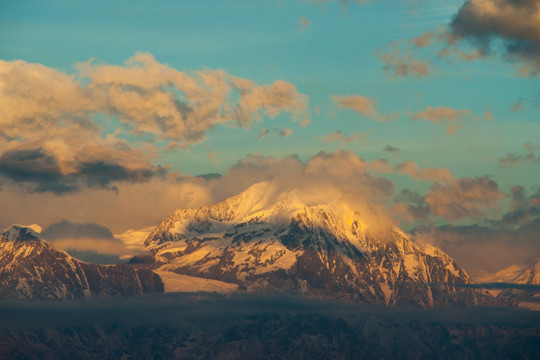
[116,226,155,253]
[481,260,540,285]
[1,225,42,243]
[513,261,540,285]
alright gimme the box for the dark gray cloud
[258,128,293,139]
[42,220,115,240]
[376,0,540,78]
[0,147,166,194]
[0,148,75,194]
[493,186,540,229]
[41,220,135,263]
[450,0,540,76]
[196,173,222,181]
[382,145,400,154]
[498,142,540,168]
[395,189,430,221]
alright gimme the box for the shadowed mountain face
[144,181,494,307]
[0,295,538,360]
[0,225,163,301]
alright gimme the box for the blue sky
[0,0,539,272]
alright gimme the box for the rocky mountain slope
[0,225,163,301]
[144,181,492,307]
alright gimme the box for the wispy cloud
[382,145,401,154]
[258,128,293,139]
[410,105,472,134]
[375,41,433,79]
[299,16,310,31]
[498,142,540,168]
[319,130,366,144]
[331,94,395,122]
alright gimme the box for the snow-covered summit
[1,224,42,243]
[145,180,388,252]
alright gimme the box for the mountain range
[1,181,497,307]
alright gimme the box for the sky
[0,0,539,275]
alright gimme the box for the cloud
[332,95,376,116]
[394,161,454,183]
[42,220,115,240]
[375,0,540,78]
[410,106,472,134]
[376,42,432,79]
[77,53,309,145]
[414,221,540,275]
[319,130,366,144]
[382,145,400,154]
[0,142,512,251]
[331,94,394,122]
[0,138,165,194]
[0,175,213,234]
[424,176,505,220]
[278,128,293,137]
[0,54,309,193]
[0,59,98,140]
[0,150,400,235]
[410,106,471,123]
[394,176,506,223]
[498,153,536,168]
[511,100,523,112]
[208,151,218,165]
[412,32,435,48]
[258,128,293,139]
[497,142,540,168]
[414,185,540,275]
[208,150,397,234]
[41,220,136,263]
[393,189,430,222]
[299,16,310,31]
[474,110,493,122]
[450,0,540,76]
[493,185,540,229]
[258,128,270,139]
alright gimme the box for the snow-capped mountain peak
[143,181,493,307]
[1,224,42,243]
